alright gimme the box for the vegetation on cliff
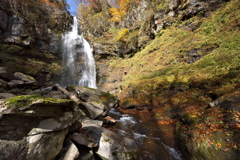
[0,0,72,85]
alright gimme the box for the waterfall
[61,17,97,89]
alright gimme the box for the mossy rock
[0,95,74,117]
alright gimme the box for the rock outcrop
[0,0,72,85]
[66,85,119,118]
[0,0,71,50]
[0,95,79,160]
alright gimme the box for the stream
[105,108,182,160]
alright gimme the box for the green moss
[15,72,36,81]
[4,95,72,111]
[99,92,116,106]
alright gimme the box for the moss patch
[4,95,72,112]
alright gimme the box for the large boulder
[0,95,81,160]
[66,85,119,119]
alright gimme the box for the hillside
[79,0,240,159]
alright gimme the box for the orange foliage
[110,0,141,22]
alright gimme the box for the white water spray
[61,17,97,88]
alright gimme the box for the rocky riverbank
[0,67,141,160]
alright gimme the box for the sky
[66,0,78,15]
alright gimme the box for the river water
[106,108,182,160]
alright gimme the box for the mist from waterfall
[60,17,97,88]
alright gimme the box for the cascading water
[61,17,97,88]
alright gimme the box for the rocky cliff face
[91,0,231,92]
[0,0,72,85]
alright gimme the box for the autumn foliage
[110,0,141,22]
[77,0,141,22]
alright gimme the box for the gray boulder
[0,95,81,160]
[66,85,119,119]
[14,72,36,83]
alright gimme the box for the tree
[109,0,141,22]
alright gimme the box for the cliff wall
[0,0,72,85]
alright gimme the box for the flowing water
[106,109,183,160]
[61,17,96,88]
